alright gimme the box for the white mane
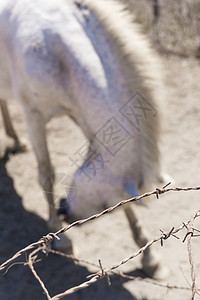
[84,0,163,188]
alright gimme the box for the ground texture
[0,55,200,300]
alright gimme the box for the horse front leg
[123,204,168,279]
[23,107,73,253]
[0,99,25,159]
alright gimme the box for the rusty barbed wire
[48,249,196,292]
[28,246,52,300]
[1,185,200,299]
[185,211,200,299]
[27,208,200,300]
[1,184,200,272]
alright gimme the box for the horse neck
[73,0,162,187]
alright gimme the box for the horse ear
[124,180,146,207]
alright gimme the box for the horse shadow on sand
[0,157,148,300]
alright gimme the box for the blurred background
[121,0,200,57]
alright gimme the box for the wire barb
[1,185,200,299]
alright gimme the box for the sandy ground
[1,54,200,300]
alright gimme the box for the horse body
[0,0,167,278]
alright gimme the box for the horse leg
[0,99,25,158]
[123,205,168,279]
[23,107,73,252]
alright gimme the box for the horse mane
[84,0,164,190]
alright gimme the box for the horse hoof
[15,142,27,154]
[3,141,27,161]
[142,254,169,280]
[158,172,174,186]
[52,233,74,254]
[142,261,169,280]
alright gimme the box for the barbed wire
[185,210,200,299]
[1,183,200,272]
[46,249,199,292]
[1,184,200,299]
[23,208,200,299]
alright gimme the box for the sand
[0,55,200,300]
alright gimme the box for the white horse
[0,0,168,279]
